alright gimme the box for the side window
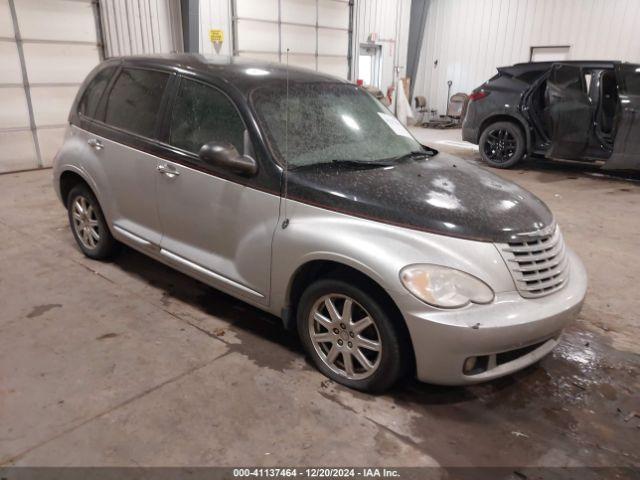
[620,65,640,95]
[78,66,117,119]
[104,68,170,138]
[169,78,245,155]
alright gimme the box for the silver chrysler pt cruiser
[53,55,587,392]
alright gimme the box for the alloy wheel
[71,195,100,249]
[483,128,518,163]
[308,294,382,380]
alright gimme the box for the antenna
[281,48,290,229]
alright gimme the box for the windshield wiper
[389,149,437,163]
[291,159,395,170]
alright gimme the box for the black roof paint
[104,54,348,97]
[78,54,555,243]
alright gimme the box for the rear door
[92,67,172,247]
[604,64,640,171]
[545,64,593,160]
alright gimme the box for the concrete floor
[0,129,638,469]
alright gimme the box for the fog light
[463,356,477,374]
[463,355,489,375]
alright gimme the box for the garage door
[232,0,352,79]
[0,0,102,174]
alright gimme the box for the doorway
[358,44,382,88]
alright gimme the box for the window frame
[159,75,250,157]
[95,65,176,142]
[77,65,118,121]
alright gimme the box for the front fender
[269,198,515,315]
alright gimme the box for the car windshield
[251,82,426,168]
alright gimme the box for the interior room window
[78,66,117,119]
[169,79,245,155]
[104,68,169,138]
[530,46,570,62]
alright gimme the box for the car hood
[286,152,554,243]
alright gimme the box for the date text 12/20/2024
[233,469,401,478]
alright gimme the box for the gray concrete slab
[0,144,638,468]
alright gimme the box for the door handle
[87,138,103,150]
[157,164,180,178]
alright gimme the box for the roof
[104,53,349,96]
[500,60,621,75]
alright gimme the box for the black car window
[620,65,640,95]
[78,66,117,119]
[104,68,170,138]
[169,78,245,154]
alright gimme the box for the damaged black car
[462,61,640,171]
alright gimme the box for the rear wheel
[67,184,117,260]
[297,278,407,392]
[479,121,525,168]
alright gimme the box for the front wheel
[479,121,526,168]
[297,278,407,392]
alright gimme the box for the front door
[156,77,280,305]
[604,64,640,171]
[545,64,593,160]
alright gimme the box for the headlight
[400,264,494,308]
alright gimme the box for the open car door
[545,64,593,160]
[603,63,640,171]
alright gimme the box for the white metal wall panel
[230,0,351,78]
[99,0,183,56]
[352,0,411,93]
[236,0,278,21]
[0,0,14,36]
[0,131,37,172]
[236,19,279,53]
[281,24,316,54]
[198,0,232,55]
[414,0,640,114]
[282,0,316,25]
[22,43,101,84]
[0,41,23,84]
[0,88,30,129]
[15,0,97,42]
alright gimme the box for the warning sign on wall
[209,29,224,43]
[209,29,224,54]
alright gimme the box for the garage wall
[0,0,183,174]
[100,0,183,56]
[199,0,410,90]
[352,0,411,94]
[414,0,640,115]
[0,0,102,173]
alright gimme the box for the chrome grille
[497,226,569,298]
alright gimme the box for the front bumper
[397,248,587,385]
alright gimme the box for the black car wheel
[479,121,525,168]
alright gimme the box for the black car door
[603,63,640,171]
[545,64,593,160]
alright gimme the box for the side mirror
[198,141,258,177]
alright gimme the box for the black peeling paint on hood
[287,153,554,243]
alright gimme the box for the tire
[479,121,526,168]
[297,278,407,393]
[67,184,117,260]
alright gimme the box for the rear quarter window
[77,66,117,119]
